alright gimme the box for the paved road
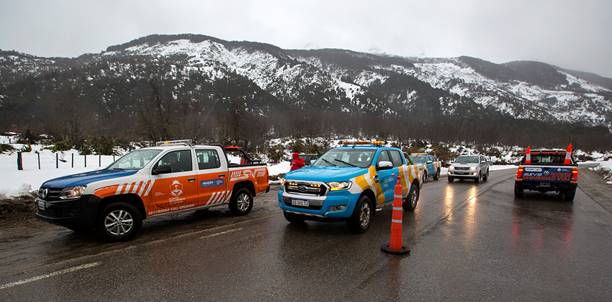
[2,169,612,301]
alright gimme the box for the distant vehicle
[279,141,423,233]
[448,155,490,183]
[409,153,441,181]
[514,146,578,201]
[36,140,269,241]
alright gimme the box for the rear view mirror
[152,164,172,175]
[377,161,393,170]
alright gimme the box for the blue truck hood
[41,169,139,188]
[285,166,366,182]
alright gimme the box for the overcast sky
[1,0,611,77]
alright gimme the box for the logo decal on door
[170,180,183,197]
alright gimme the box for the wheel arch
[232,181,256,196]
[359,189,377,214]
[98,194,147,219]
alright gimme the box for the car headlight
[470,167,476,171]
[278,177,286,186]
[327,181,352,191]
[59,186,86,200]
[449,166,455,171]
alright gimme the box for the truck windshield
[314,149,375,168]
[107,149,162,170]
[455,156,479,164]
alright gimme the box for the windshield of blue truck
[455,156,479,164]
[410,156,427,164]
[107,149,163,170]
[314,149,375,168]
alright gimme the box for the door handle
[187,178,195,182]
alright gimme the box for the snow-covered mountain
[1,34,611,149]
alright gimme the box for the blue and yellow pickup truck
[278,141,422,233]
[409,153,441,181]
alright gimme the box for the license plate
[37,199,46,210]
[539,183,551,188]
[291,199,309,207]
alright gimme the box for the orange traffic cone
[564,143,573,165]
[381,176,410,255]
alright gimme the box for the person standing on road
[290,152,305,171]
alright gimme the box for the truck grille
[285,181,327,196]
[454,167,470,171]
[38,188,63,201]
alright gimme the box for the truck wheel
[433,169,440,181]
[283,212,305,223]
[564,188,576,202]
[514,183,523,199]
[403,184,419,212]
[347,195,373,233]
[483,171,488,182]
[475,173,481,184]
[448,176,454,183]
[97,202,142,242]
[423,171,428,181]
[229,188,253,215]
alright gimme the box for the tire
[97,202,142,242]
[448,176,454,183]
[229,188,254,216]
[514,183,523,199]
[403,183,419,212]
[283,211,305,223]
[433,169,440,181]
[564,188,576,202]
[347,195,373,233]
[423,171,428,181]
[483,170,489,182]
[475,173,481,184]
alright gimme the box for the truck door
[195,148,229,206]
[149,149,198,214]
[376,150,397,203]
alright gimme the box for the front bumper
[35,195,101,229]
[277,190,357,219]
[448,170,479,178]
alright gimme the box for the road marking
[199,228,242,239]
[0,262,100,290]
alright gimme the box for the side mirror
[426,160,433,164]
[377,161,393,170]
[152,164,172,175]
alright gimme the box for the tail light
[516,166,524,181]
[571,167,578,183]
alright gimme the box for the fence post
[17,152,23,170]
[84,154,87,168]
[99,155,101,167]
[37,152,41,170]
[56,153,58,169]
[112,154,115,162]
[71,153,74,168]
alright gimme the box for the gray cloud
[1,0,611,77]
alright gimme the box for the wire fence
[13,151,120,171]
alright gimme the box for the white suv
[448,155,490,183]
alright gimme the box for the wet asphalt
[1,168,612,301]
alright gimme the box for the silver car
[448,155,490,183]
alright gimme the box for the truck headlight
[470,167,476,171]
[327,181,352,191]
[59,186,86,200]
[278,177,286,186]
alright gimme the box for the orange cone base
[381,243,410,255]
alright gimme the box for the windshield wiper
[334,158,357,167]
[320,158,336,166]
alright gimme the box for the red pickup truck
[514,145,578,201]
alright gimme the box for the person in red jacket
[290,152,305,171]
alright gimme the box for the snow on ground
[0,147,116,197]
